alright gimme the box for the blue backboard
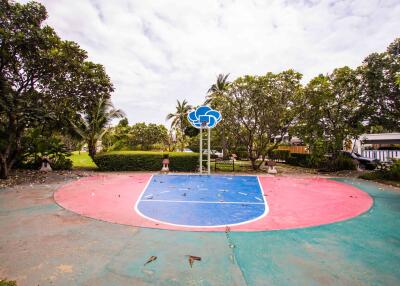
[187,106,222,129]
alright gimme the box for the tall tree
[166,99,192,151]
[166,99,192,132]
[74,96,124,159]
[205,73,230,105]
[0,1,90,178]
[222,70,304,169]
[205,73,230,158]
[295,67,362,163]
[358,38,400,131]
[128,123,168,150]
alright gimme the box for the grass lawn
[70,151,97,169]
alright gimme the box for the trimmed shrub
[269,149,290,161]
[360,160,400,182]
[286,153,313,168]
[93,151,202,172]
[388,160,400,180]
[322,156,357,171]
[359,172,380,180]
[287,153,356,171]
[51,155,73,170]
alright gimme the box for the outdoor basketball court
[55,174,373,232]
[1,174,399,285]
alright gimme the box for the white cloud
[19,0,400,125]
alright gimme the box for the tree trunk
[221,126,228,159]
[88,141,96,160]
[0,157,8,179]
[250,157,258,170]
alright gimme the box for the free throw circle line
[140,199,264,204]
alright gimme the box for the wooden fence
[277,145,309,154]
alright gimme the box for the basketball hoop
[187,106,222,175]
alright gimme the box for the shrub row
[93,151,202,172]
[286,153,314,168]
[16,154,72,170]
[269,149,290,161]
[325,156,357,171]
[285,153,356,171]
[359,160,400,182]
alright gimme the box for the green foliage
[360,160,400,182]
[286,153,314,168]
[51,155,73,170]
[166,100,192,151]
[269,150,290,161]
[294,67,363,161]
[0,1,117,178]
[187,136,200,153]
[217,70,304,169]
[0,279,17,286]
[358,38,400,131]
[323,156,357,172]
[166,100,192,131]
[184,125,200,137]
[286,153,356,171]
[73,96,124,159]
[104,122,168,151]
[93,151,201,172]
[16,129,72,170]
[129,123,168,150]
[232,146,249,160]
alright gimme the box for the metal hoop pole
[199,126,202,174]
[207,127,211,175]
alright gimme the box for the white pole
[208,127,211,175]
[199,126,202,174]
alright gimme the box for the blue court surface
[135,174,268,227]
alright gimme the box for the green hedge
[286,153,356,171]
[326,156,356,171]
[269,149,290,161]
[286,153,314,168]
[93,151,202,172]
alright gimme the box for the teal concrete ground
[0,176,399,285]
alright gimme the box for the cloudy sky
[20,0,400,126]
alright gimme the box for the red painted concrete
[54,174,373,232]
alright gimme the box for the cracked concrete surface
[0,175,399,285]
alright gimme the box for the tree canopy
[0,0,117,178]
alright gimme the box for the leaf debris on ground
[144,255,157,266]
[187,255,201,268]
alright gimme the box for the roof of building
[360,133,400,144]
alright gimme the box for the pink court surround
[54,174,373,232]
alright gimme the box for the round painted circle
[54,174,373,232]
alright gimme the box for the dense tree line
[171,38,400,170]
[102,119,169,151]
[1,1,398,176]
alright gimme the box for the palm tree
[75,96,124,159]
[205,73,230,105]
[205,74,230,158]
[166,99,192,151]
[166,99,192,134]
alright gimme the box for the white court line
[140,199,264,205]
[134,174,269,228]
